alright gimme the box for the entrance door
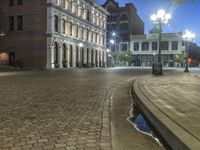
[9,52,15,66]
[91,49,94,65]
[70,45,73,67]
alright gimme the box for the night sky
[97,0,200,46]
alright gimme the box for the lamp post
[151,9,171,75]
[182,29,195,72]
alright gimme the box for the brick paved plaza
[0,68,151,150]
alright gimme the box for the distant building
[102,0,144,65]
[130,33,188,67]
[0,0,108,69]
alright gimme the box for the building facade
[130,33,186,67]
[0,0,108,69]
[102,0,144,65]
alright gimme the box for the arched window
[120,13,128,21]
[55,15,58,32]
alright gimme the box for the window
[107,15,110,22]
[17,0,22,5]
[142,42,149,51]
[120,22,128,30]
[161,41,169,50]
[111,24,116,30]
[9,16,14,31]
[87,29,89,41]
[54,15,58,32]
[121,44,128,51]
[134,42,139,51]
[70,22,72,36]
[120,14,128,21]
[9,0,14,6]
[87,10,90,21]
[17,16,23,31]
[62,0,65,8]
[182,41,185,46]
[110,14,116,22]
[152,42,157,51]
[172,41,178,50]
[62,19,65,34]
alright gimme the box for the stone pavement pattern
[135,73,200,149]
[0,68,161,150]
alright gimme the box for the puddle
[128,103,163,147]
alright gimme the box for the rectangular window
[87,10,90,21]
[55,15,58,32]
[172,41,178,50]
[9,0,14,6]
[9,16,14,31]
[17,16,23,31]
[152,42,157,51]
[142,42,149,51]
[134,42,139,51]
[18,0,22,5]
[161,41,169,50]
[62,19,65,34]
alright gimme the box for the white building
[130,33,185,67]
[46,0,109,68]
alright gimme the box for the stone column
[46,45,54,68]
[78,27,82,39]
[67,44,70,67]
[88,48,91,64]
[73,46,76,67]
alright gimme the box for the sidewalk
[133,73,200,150]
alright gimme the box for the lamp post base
[184,68,189,73]
[152,63,163,75]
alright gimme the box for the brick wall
[0,0,47,69]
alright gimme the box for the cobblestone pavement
[0,68,151,150]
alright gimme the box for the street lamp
[151,9,171,75]
[182,29,195,72]
[110,39,115,44]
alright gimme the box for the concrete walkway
[133,73,200,150]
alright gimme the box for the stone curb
[132,77,200,150]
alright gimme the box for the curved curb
[132,77,200,150]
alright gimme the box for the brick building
[0,0,108,69]
[102,0,144,65]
